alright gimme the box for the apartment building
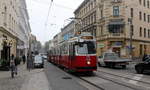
[61,20,75,41]
[0,0,31,61]
[96,0,150,58]
[17,0,31,57]
[74,0,150,58]
[74,0,97,36]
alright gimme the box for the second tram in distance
[48,32,97,73]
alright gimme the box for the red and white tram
[48,32,97,73]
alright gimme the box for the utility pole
[128,18,133,60]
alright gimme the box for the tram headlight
[87,61,91,65]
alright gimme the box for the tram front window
[77,44,88,54]
[77,42,96,54]
[87,42,96,54]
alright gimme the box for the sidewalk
[0,63,50,90]
[0,63,27,79]
[0,63,28,90]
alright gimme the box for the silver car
[34,55,44,68]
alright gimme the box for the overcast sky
[26,0,84,45]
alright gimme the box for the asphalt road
[44,61,150,90]
[44,62,88,90]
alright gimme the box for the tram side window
[69,44,75,56]
[62,44,68,55]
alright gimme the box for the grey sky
[26,0,84,45]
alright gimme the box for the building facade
[0,0,31,61]
[30,34,42,54]
[17,0,31,57]
[74,0,150,58]
[0,0,19,61]
[61,20,75,41]
[74,0,97,37]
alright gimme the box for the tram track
[95,73,140,90]
[97,70,150,85]
[78,76,105,90]
[77,73,142,90]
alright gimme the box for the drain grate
[62,76,72,79]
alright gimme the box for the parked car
[42,55,47,61]
[98,52,131,68]
[34,55,44,68]
[135,55,150,74]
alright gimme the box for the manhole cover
[62,77,72,79]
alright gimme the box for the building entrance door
[1,42,11,61]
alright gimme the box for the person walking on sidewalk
[10,54,17,78]
[22,55,26,64]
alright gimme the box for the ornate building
[74,0,150,58]
[0,0,31,61]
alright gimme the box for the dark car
[34,55,44,68]
[135,55,150,74]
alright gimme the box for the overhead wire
[32,0,74,10]
[45,0,53,29]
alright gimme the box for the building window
[101,10,103,18]
[113,6,119,16]
[94,12,96,22]
[148,15,150,23]
[148,0,150,8]
[144,0,146,7]
[101,26,103,35]
[140,27,142,37]
[139,11,142,20]
[131,25,134,36]
[144,13,146,21]
[131,8,133,18]
[148,29,150,38]
[139,0,142,5]
[108,25,123,33]
[144,28,146,37]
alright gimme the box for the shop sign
[98,43,105,48]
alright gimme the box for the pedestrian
[22,55,26,64]
[10,54,17,78]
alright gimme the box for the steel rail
[97,70,150,85]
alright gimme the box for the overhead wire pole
[45,0,53,30]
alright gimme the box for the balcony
[97,33,125,41]
[108,33,125,38]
